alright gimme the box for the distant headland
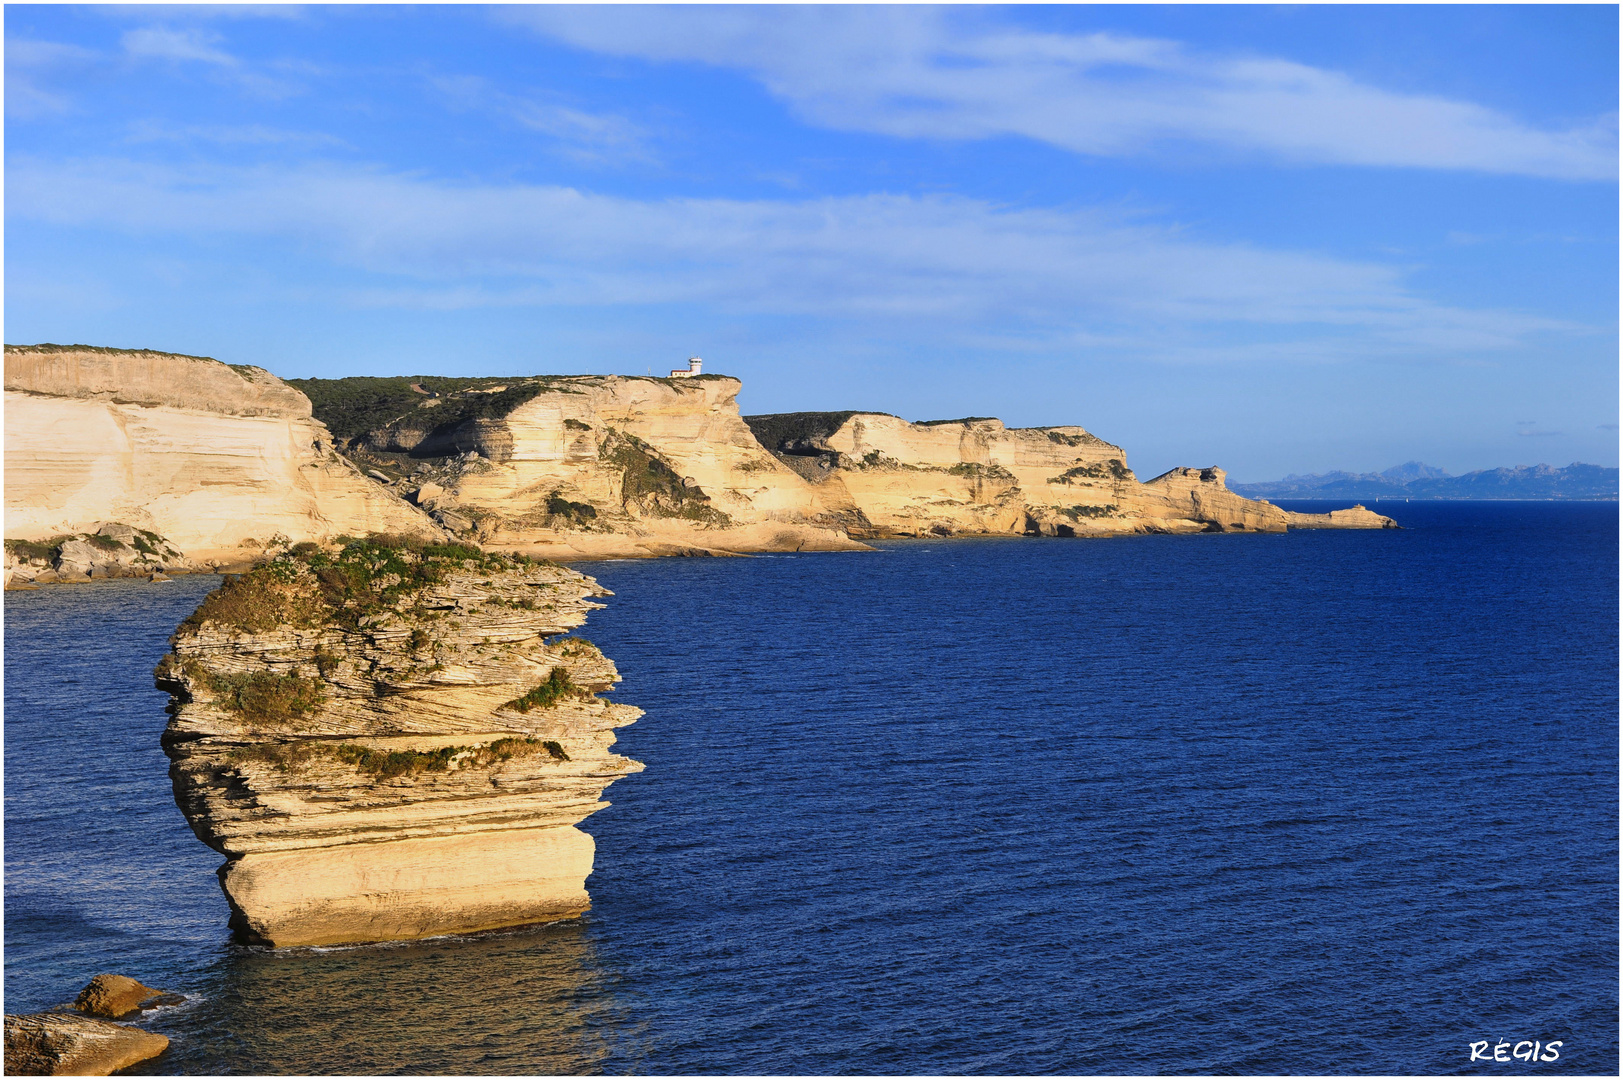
[3,343,1395,586]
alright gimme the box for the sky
[5,4,1617,480]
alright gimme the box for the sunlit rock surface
[3,1013,169,1076]
[156,539,642,947]
[311,376,1394,555]
[4,345,444,565]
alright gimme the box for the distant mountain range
[1230,462,1618,501]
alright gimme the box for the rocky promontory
[300,374,1396,557]
[156,536,642,947]
[6,344,1396,573]
[748,413,1396,537]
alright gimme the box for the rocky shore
[4,974,179,1075]
[156,536,642,947]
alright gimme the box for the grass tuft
[502,666,578,713]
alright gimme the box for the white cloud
[122,26,237,66]
[116,24,302,98]
[504,6,1618,181]
[123,119,348,149]
[4,156,1583,360]
[5,38,100,118]
[431,75,655,165]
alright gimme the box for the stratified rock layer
[5,345,444,564]
[4,1013,169,1076]
[752,413,1398,537]
[157,539,642,947]
[312,377,1396,550]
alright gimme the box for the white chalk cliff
[323,377,1394,557]
[780,414,1394,536]
[4,345,1394,571]
[4,346,444,566]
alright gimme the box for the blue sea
[4,502,1617,1075]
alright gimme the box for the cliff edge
[297,372,869,558]
[156,537,642,947]
[305,376,1394,555]
[5,345,446,565]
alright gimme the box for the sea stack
[156,537,643,947]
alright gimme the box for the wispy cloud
[5,38,100,118]
[123,119,348,150]
[506,6,1618,181]
[122,26,237,66]
[117,23,303,98]
[6,155,1585,363]
[431,75,656,165]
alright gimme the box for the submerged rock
[3,1013,168,1076]
[156,536,643,948]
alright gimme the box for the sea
[4,501,1617,1075]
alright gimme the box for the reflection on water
[128,920,640,1075]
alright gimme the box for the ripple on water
[4,504,1618,1074]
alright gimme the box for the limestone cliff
[303,373,867,558]
[156,537,642,947]
[5,345,445,565]
[6,344,1393,567]
[307,376,1393,555]
[749,412,1398,536]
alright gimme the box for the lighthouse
[669,357,703,378]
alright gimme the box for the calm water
[4,502,1617,1075]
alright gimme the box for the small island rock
[157,536,644,947]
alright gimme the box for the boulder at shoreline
[3,1012,168,1076]
[72,974,164,1020]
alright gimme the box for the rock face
[156,538,642,947]
[72,975,163,1020]
[4,523,195,588]
[6,345,1394,565]
[306,376,1394,555]
[4,1013,169,1076]
[311,373,866,558]
[749,413,1399,536]
[5,345,446,564]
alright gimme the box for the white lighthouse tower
[669,357,703,378]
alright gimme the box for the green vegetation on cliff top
[289,375,576,444]
[744,411,873,452]
[4,342,221,362]
[180,535,524,634]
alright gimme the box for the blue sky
[6,4,1617,479]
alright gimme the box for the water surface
[5,502,1616,1074]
